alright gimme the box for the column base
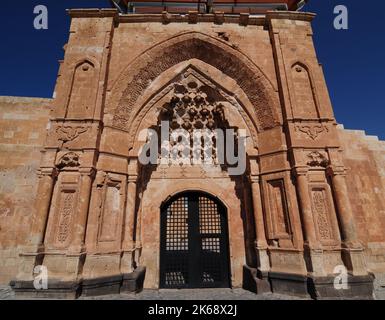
[269,271,309,298]
[10,267,147,299]
[260,271,374,299]
[242,265,271,294]
[308,274,374,299]
[10,279,81,299]
[121,266,146,293]
[341,247,368,276]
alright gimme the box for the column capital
[38,167,58,178]
[127,157,139,176]
[326,165,346,177]
[249,175,261,184]
[128,175,138,183]
[341,241,364,251]
[79,167,96,177]
[292,166,309,177]
[254,240,268,250]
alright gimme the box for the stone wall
[0,96,51,283]
[337,125,385,273]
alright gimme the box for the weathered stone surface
[0,96,51,284]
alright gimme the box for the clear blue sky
[0,1,384,139]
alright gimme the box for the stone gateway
[0,3,385,299]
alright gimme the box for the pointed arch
[107,32,281,132]
[126,62,260,151]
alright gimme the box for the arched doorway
[160,191,231,289]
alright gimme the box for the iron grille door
[160,192,230,289]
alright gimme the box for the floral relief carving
[312,189,332,241]
[295,123,328,140]
[56,152,80,169]
[307,151,329,168]
[56,125,89,143]
[57,191,75,244]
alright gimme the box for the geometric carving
[160,81,227,133]
[307,151,329,168]
[57,191,75,244]
[154,76,234,166]
[56,152,80,169]
[295,123,329,140]
[56,125,89,143]
[311,189,333,241]
[112,35,278,131]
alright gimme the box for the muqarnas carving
[153,80,239,166]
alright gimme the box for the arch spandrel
[106,32,281,133]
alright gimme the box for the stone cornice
[265,10,316,22]
[66,9,315,26]
[67,8,119,19]
[118,12,266,26]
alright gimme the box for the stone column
[17,167,56,280]
[293,167,319,249]
[327,166,359,246]
[28,167,57,249]
[250,176,269,272]
[294,167,325,276]
[327,166,367,275]
[68,168,95,253]
[121,175,138,274]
